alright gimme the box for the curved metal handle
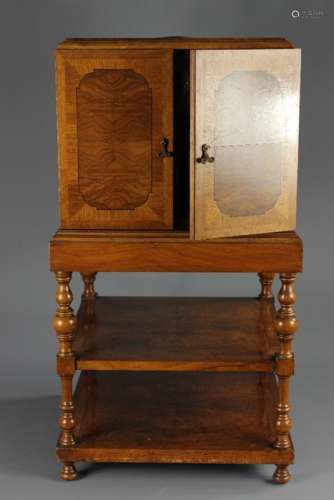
[196,144,214,164]
[159,138,174,158]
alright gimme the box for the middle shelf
[73,296,278,372]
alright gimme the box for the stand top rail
[49,230,303,273]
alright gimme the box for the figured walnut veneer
[77,69,152,210]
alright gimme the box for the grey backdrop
[0,0,333,499]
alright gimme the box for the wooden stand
[50,230,302,482]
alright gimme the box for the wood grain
[77,69,152,210]
[74,297,278,372]
[194,49,301,239]
[57,371,294,465]
[49,230,303,272]
[56,48,173,229]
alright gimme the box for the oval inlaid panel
[77,69,152,210]
[214,70,284,217]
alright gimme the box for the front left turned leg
[53,271,78,480]
[61,462,77,481]
[273,272,298,484]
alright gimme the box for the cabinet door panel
[194,49,301,239]
[77,69,152,210]
[56,49,173,229]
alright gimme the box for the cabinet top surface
[57,37,294,50]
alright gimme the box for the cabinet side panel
[55,51,67,225]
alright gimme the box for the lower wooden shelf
[57,371,294,465]
[74,297,278,372]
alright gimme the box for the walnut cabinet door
[193,49,301,239]
[56,49,173,229]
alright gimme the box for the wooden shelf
[57,371,293,464]
[73,297,279,372]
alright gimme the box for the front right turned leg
[273,464,291,484]
[272,272,298,484]
[53,271,78,480]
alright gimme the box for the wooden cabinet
[56,38,300,237]
[50,38,303,484]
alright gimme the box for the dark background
[0,1,333,498]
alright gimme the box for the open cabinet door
[193,49,301,239]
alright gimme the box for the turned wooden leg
[61,462,77,481]
[274,273,298,450]
[258,272,275,299]
[272,273,298,483]
[81,272,97,299]
[81,272,97,324]
[52,271,77,480]
[273,464,291,484]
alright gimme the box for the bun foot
[273,464,291,484]
[61,462,77,481]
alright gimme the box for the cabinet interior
[173,50,190,232]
